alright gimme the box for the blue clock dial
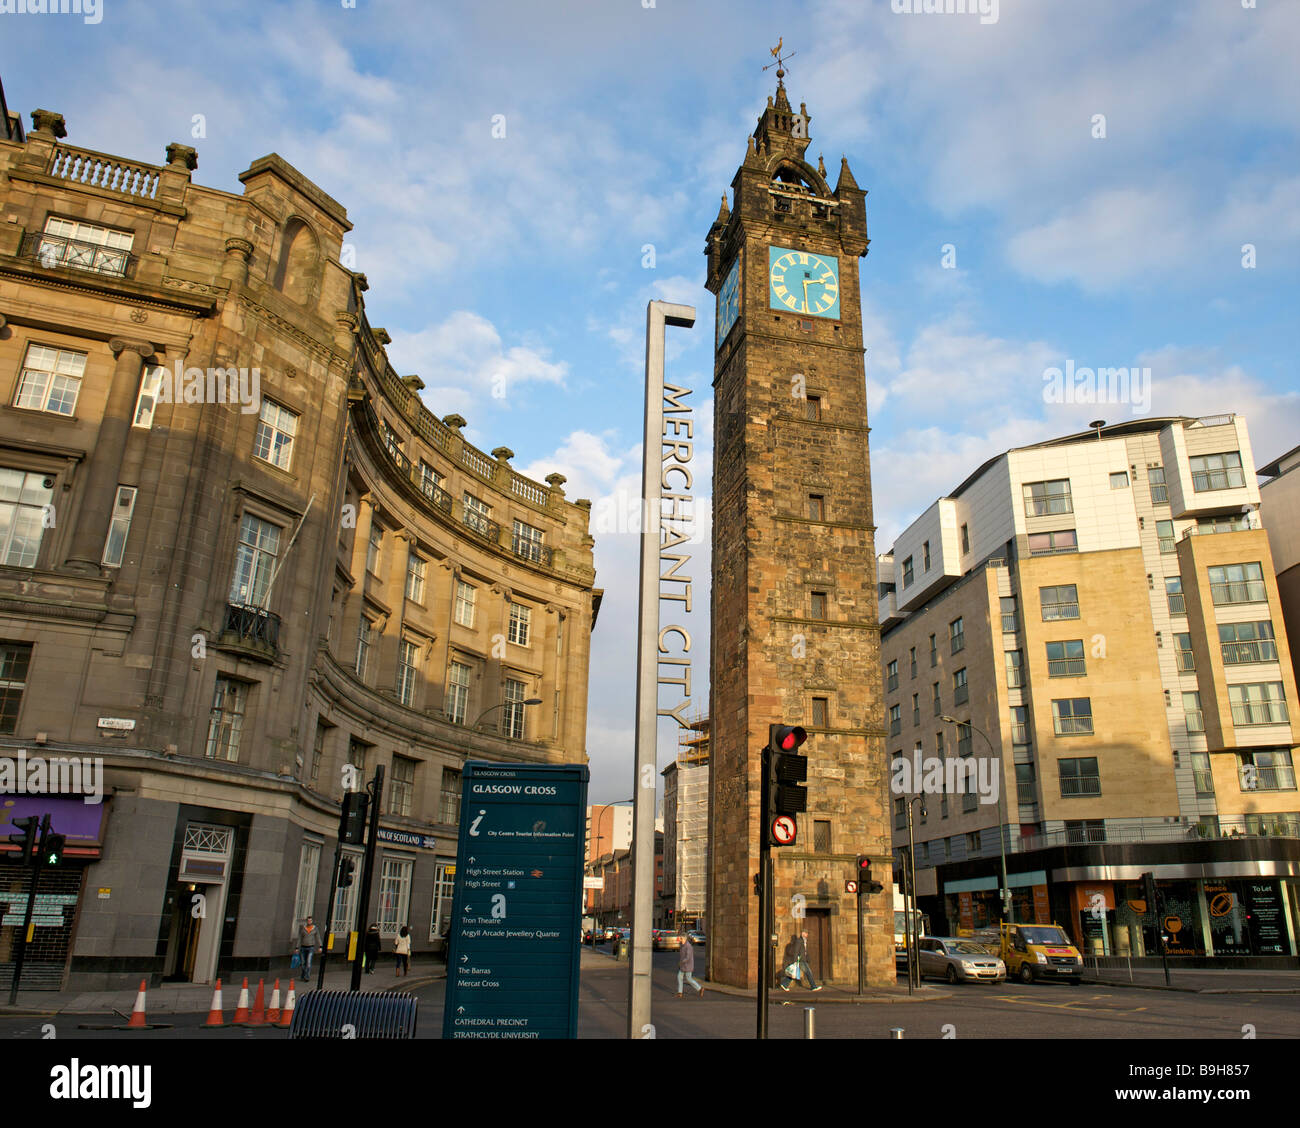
[717,256,741,347]
[768,247,840,319]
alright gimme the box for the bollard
[890,1026,904,1039]
[803,1006,815,1040]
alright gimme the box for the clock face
[768,247,840,319]
[716,255,741,347]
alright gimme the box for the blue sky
[5,0,1297,803]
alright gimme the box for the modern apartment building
[879,416,1300,964]
[661,716,710,933]
[0,88,598,989]
[1260,444,1300,689]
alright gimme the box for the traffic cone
[265,978,281,1024]
[232,977,251,1024]
[127,979,148,1028]
[201,979,226,1027]
[242,977,266,1026]
[278,980,296,1028]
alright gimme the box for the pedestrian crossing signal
[42,833,66,866]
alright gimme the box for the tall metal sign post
[442,761,588,1039]
[630,300,696,1039]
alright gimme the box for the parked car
[686,930,706,947]
[917,936,1006,984]
[603,925,620,942]
[652,930,686,951]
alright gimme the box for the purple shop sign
[0,795,108,842]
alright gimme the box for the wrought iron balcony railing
[219,602,281,655]
[21,231,138,279]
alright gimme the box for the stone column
[65,337,154,573]
[376,528,414,697]
[340,494,375,673]
[221,237,254,286]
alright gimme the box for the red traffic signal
[771,725,807,752]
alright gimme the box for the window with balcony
[886,660,898,693]
[1208,562,1267,605]
[1058,756,1100,796]
[1045,639,1085,678]
[1190,451,1246,492]
[1028,529,1077,555]
[1011,705,1030,746]
[38,216,133,276]
[1219,621,1277,665]
[1237,749,1296,792]
[1197,514,1251,534]
[902,556,914,587]
[204,676,249,761]
[1183,691,1204,733]
[397,639,419,707]
[133,365,165,428]
[1015,762,1037,805]
[949,617,965,654]
[1173,632,1196,673]
[446,661,471,725]
[1190,751,1215,796]
[952,667,968,706]
[956,723,972,758]
[1000,596,1019,633]
[0,643,33,735]
[1165,576,1185,615]
[889,704,901,736]
[1156,520,1176,554]
[419,461,443,496]
[440,767,462,825]
[229,513,281,608]
[1005,649,1024,688]
[1052,698,1093,735]
[1039,584,1079,620]
[1228,683,1288,727]
[1065,819,1106,844]
[253,398,298,471]
[1147,466,1168,504]
[14,343,85,416]
[405,551,427,604]
[1023,479,1073,517]
[512,519,545,564]
[508,602,531,646]
[0,469,53,569]
[503,677,527,739]
[454,581,476,628]
[463,492,492,536]
[390,754,417,817]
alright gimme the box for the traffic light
[42,833,66,867]
[855,855,885,895]
[1141,871,1160,916]
[765,725,808,847]
[339,791,369,845]
[753,872,761,897]
[338,855,356,888]
[6,815,39,864]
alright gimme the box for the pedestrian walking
[777,930,821,992]
[363,923,381,974]
[297,916,322,982]
[394,924,411,976]
[676,934,704,998]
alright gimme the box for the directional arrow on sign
[468,857,476,864]
[457,1006,465,1015]
[460,954,468,963]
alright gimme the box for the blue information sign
[442,761,589,1039]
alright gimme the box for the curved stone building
[0,85,597,990]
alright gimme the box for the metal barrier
[288,990,418,1039]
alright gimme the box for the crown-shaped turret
[752,75,811,161]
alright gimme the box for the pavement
[1080,967,1300,993]
[582,943,951,1004]
[0,961,446,1017]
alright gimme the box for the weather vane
[763,38,796,80]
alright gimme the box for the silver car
[918,936,1006,984]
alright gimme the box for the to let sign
[441,761,589,1040]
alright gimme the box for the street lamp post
[942,714,1012,924]
[904,795,927,992]
[471,697,543,735]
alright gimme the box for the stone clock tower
[705,75,893,988]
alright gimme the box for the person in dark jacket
[778,930,821,991]
[297,917,322,982]
[676,935,704,998]
[363,924,381,974]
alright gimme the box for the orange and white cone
[243,977,266,1026]
[278,980,296,1028]
[265,978,281,1024]
[201,979,226,1027]
[232,977,251,1024]
[127,979,148,1028]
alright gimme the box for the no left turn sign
[771,815,796,845]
